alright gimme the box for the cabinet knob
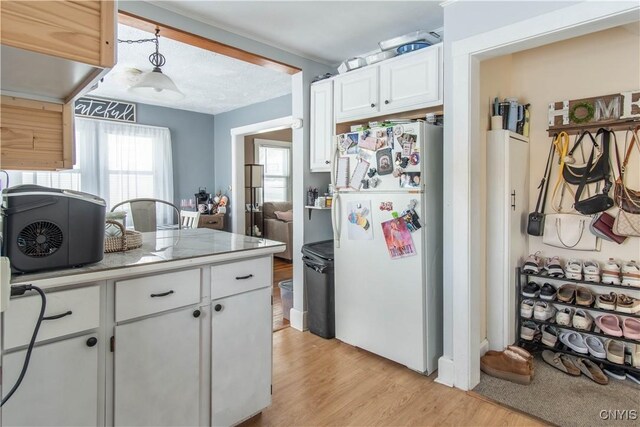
[86,337,98,347]
[384,100,390,105]
[370,103,376,108]
[193,309,201,318]
[214,304,223,312]
[325,160,330,164]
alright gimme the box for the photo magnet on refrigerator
[376,148,393,175]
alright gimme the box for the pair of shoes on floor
[596,292,640,314]
[520,300,556,321]
[603,366,640,384]
[594,314,640,339]
[602,259,640,287]
[523,253,564,277]
[541,350,608,385]
[481,346,533,385]
[555,307,594,331]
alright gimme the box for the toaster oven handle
[2,197,58,216]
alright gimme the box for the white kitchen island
[1,228,285,427]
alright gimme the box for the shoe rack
[516,267,640,375]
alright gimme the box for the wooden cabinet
[334,67,380,122]
[199,213,225,230]
[2,333,102,426]
[310,80,334,172]
[211,287,272,426]
[486,130,529,350]
[379,45,441,113]
[114,307,202,427]
[332,45,443,123]
[0,96,74,170]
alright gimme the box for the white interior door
[114,307,200,427]
[2,334,100,426]
[211,287,271,427]
[334,192,426,372]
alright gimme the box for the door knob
[86,337,98,347]
[214,304,223,312]
[193,309,201,318]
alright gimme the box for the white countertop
[11,228,286,288]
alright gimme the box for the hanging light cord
[118,29,166,71]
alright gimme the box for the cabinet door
[310,80,334,172]
[379,46,441,112]
[114,307,201,426]
[212,287,272,427]
[2,333,101,426]
[334,67,379,122]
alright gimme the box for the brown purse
[614,126,640,214]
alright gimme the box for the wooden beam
[118,11,301,76]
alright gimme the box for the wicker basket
[104,220,143,253]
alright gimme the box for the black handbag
[563,130,610,185]
[574,128,614,215]
[528,139,555,236]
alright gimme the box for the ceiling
[149,1,445,65]
[89,24,292,115]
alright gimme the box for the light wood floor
[242,328,546,427]
[273,258,293,331]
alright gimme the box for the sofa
[263,201,293,261]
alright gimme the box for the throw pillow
[274,210,293,222]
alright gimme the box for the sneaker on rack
[602,258,622,285]
[572,309,593,331]
[539,283,557,301]
[544,256,565,278]
[603,366,627,380]
[583,260,601,283]
[520,299,534,319]
[523,252,543,274]
[556,307,574,326]
[534,301,556,321]
[541,325,559,347]
[522,282,541,298]
[520,321,539,341]
[621,260,640,287]
[616,294,640,314]
[565,259,583,281]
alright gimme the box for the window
[255,139,291,203]
[8,118,173,220]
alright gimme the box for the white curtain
[8,118,174,223]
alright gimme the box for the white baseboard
[479,338,489,356]
[290,308,307,331]
[435,356,455,387]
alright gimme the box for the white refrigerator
[331,122,443,374]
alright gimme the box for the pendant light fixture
[120,28,184,101]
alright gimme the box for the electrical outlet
[1,256,10,312]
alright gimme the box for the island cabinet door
[114,306,201,427]
[1,333,101,426]
[211,286,272,427]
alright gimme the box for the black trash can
[302,240,335,339]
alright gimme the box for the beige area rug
[473,354,640,427]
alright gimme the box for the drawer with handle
[4,285,100,351]
[210,257,271,299]
[115,269,200,322]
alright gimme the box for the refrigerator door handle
[332,191,341,248]
[330,135,339,187]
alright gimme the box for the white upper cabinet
[331,45,443,123]
[334,67,380,122]
[310,80,334,172]
[379,45,442,113]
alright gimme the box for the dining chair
[180,210,201,229]
[111,198,181,232]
